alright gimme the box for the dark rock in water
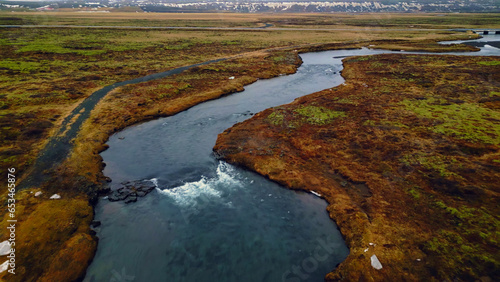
[99,186,111,194]
[108,189,129,202]
[91,221,101,228]
[108,179,157,203]
[124,193,138,204]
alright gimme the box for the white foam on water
[149,178,159,187]
[224,201,234,208]
[484,44,500,50]
[157,162,241,207]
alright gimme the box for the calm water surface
[85,36,500,282]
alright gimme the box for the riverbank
[0,48,305,282]
[214,54,500,280]
[51,42,485,281]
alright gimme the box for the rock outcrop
[108,180,157,203]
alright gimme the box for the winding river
[84,35,500,282]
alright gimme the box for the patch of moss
[334,97,359,105]
[370,61,386,68]
[272,55,286,63]
[401,153,458,178]
[164,41,193,50]
[0,60,49,73]
[424,201,500,279]
[478,61,500,66]
[267,111,284,126]
[362,119,377,126]
[39,233,96,282]
[407,186,421,199]
[17,43,107,56]
[423,230,493,278]
[347,56,372,62]
[294,105,346,125]
[221,40,242,46]
[401,98,500,145]
[11,198,94,281]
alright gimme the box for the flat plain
[0,11,499,281]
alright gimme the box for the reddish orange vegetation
[214,54,500,281]
[0,50,303,282]
[0,196,94,281]
[0,39,487,281]
[39,233,96,282]
[0,12,494,281]
[64,50,302,187]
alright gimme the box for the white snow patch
[310,191,321,197]
[0,260,8,273]
[371,254,383,270]
[0,241,11,256]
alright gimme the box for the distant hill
[1,0,499,13]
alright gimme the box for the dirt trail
[19,57,230,189]
[17,40,343,190]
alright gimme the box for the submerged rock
[124,193,137,204]
[108,180,157,203]
[90,221,101,228]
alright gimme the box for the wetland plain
[0,11,499,281]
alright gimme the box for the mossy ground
[2,12,499,30]
[65,50,303,187]
[1,25,476,186]
[0,191,94,281]
[215,54,500,281]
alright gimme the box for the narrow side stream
[19,58,226,189]
[85,36,500,282]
